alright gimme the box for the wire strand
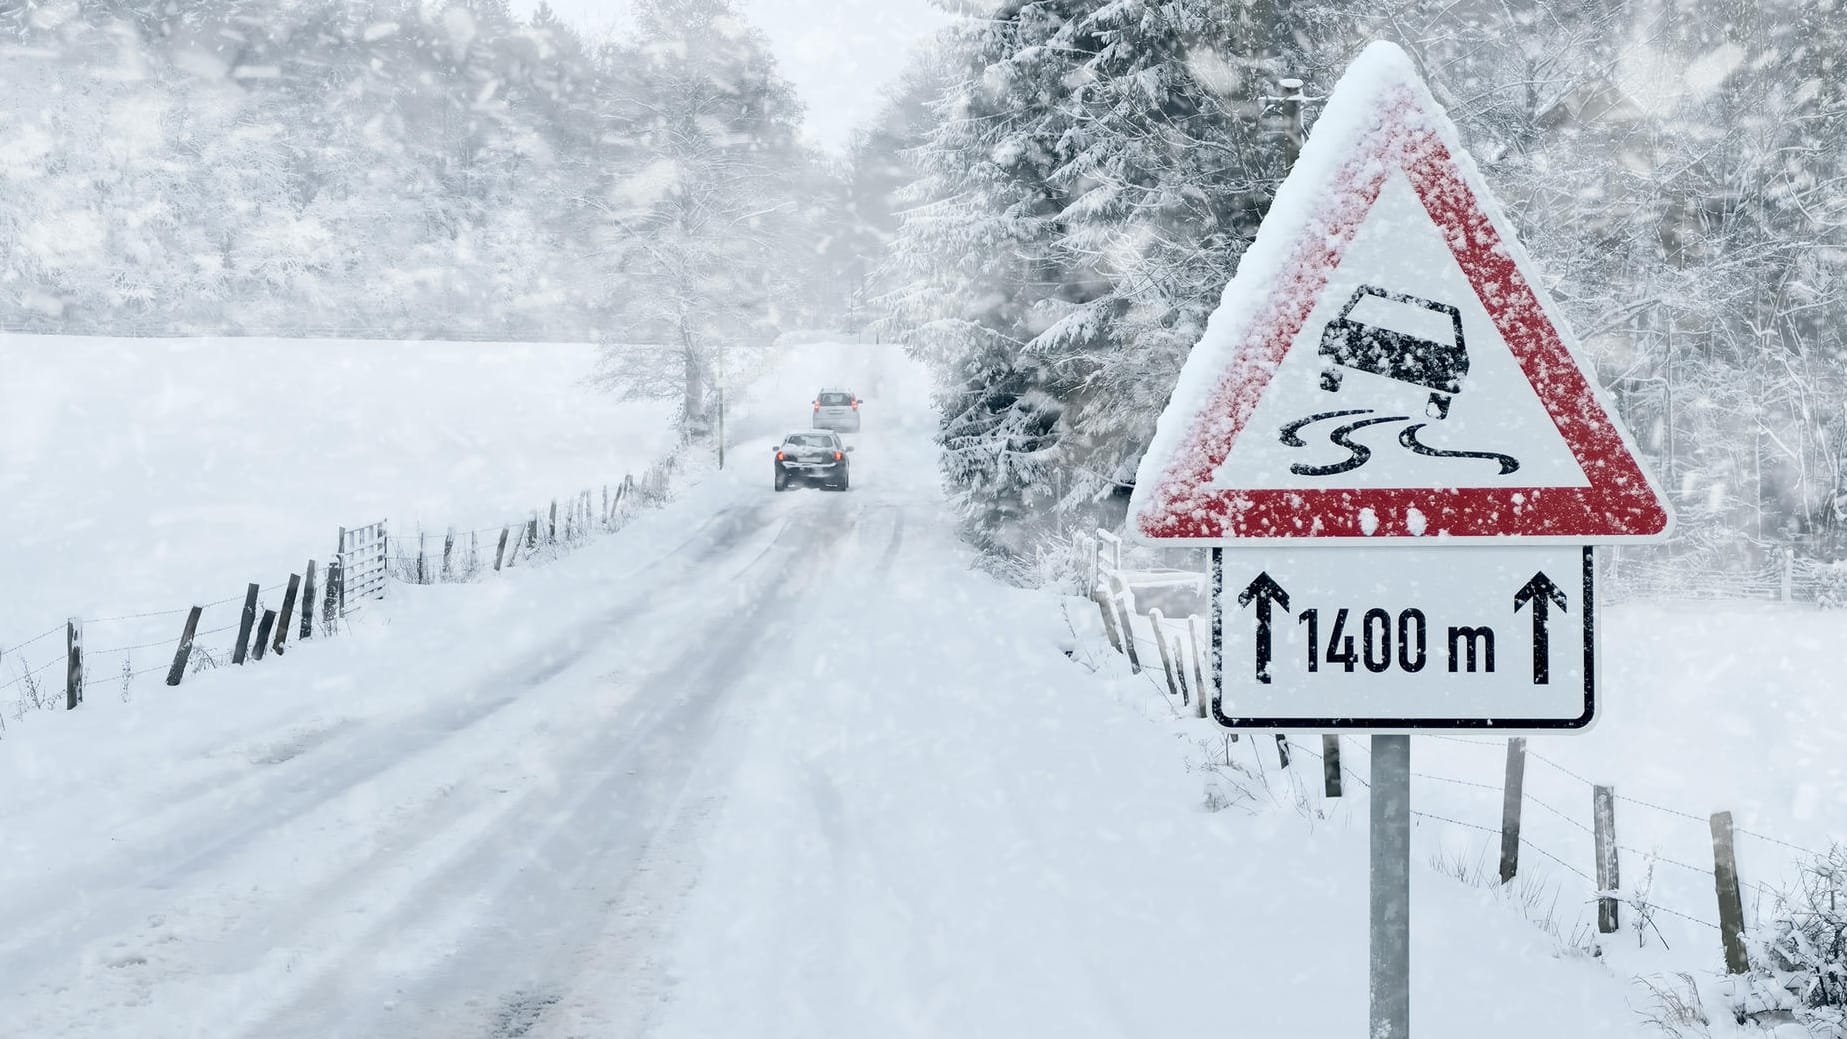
[1411,808,1499,835]
[0,656,60,691]
[1737,828,1828,859]
[1,624,67,656]
[1520,836,1596,883]
[1614,792,1709,826]
[1526,791,1597,836]
[1619,846,1715,879]
[85,606,190,624]
[1413,771,1503,794]
[1528,750,1596,788]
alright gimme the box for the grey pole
[1370,733,1411,1038]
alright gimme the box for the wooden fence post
[468,531,477,574]
[1322,735,1342,797]
[1275,734,1291,769]
[549,500,558,543]
[1500,737,1527,884]
[443,528,455,580]
[233,583,259,664]
[527,515,538,550]
[1187,618,1208,721]
[1108,576,1141,674]
[252,610,277,662]
[417,531,427,584]
[321,562,340,633]
[300,563,317,640]
[1594,784,1620,933]
[273,574,301,654]
[1094,591,1124,654]
[1171,638,1191,705]
[1710,811,1750,973]
[602,485,609,528]
[1149,610,1181,700]
[166,606,202,686]
[66,618,83,709]
[494,526,510,571]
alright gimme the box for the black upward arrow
[1513,572,1568,685]
[1237,572,1291,685]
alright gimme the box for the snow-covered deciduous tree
[586,0,815,433]
[0,0,856,345]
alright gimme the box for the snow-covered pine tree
[1032,0,1336,517]
[882,1,1092,558]
[885,0,1341,557]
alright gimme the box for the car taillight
[776,451,785,460]
[851,400,858,410]
[812,401,819,411]
[834,451,842,460]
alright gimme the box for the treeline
[867,0,1847,566]
[0,0,854,376]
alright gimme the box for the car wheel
[774,471,788,492]
[837,474,850,491]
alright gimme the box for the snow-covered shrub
[1747,845,1847,1037]
[1813,563,1847,610]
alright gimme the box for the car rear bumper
[778,461,841,476]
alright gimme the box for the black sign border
[1209,546,1595,731]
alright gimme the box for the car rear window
[818,392,853,406]
[785,434,834,448]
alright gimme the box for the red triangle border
[1136,86,1669,542]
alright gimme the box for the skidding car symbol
[1318,285,1468,419]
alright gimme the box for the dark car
[774,430,852,491]
[1318,285,1469,419]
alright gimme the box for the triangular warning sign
[1129,42,1671,544]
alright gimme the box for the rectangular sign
[1214,545,1594,731]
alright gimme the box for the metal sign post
[1370,734,1410,1039]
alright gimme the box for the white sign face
[1215,545,1594,731]
[1213,172,1590,492]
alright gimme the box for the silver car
[812,389,861,432]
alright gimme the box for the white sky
[513,0,954,153]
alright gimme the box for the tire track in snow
[0,501,786,1004]
[236,508,833,1039]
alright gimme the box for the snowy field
[0,336,677,700]
[1101,587,1846,1026]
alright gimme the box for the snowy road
[0,347,955,1037]
[1,346,1658,1038]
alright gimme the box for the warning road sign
[1129,44,1672,544]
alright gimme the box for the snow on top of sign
[1128,41,1669,543]
[1133,43,1456,516]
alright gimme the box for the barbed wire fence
[1069,529,1844,990]
[1,457,683,729]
